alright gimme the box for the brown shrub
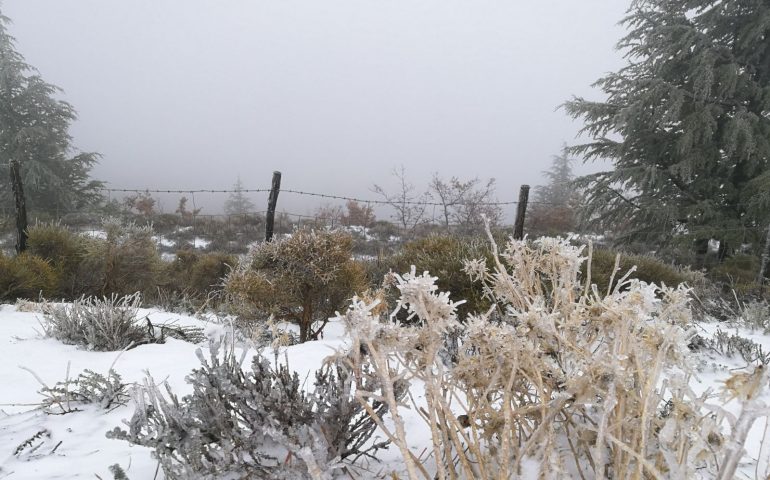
[225,229,368,342]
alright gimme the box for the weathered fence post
[265,171,282,242]
[757,222,770,291]
[513,184,530,241]
[10,159,28,253]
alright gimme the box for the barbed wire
[96,186,569,207]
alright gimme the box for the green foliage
[390,235,492,319]
[78,219,162,297]
[26,223,87,296]
[164,250,236,297]
[0,252,58,301]
[710,254,765,294]
[225,229,368,342]
[584,248,692,294]
[0,11,102,212]
[564,0,770,247]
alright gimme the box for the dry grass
[334,229,770,479]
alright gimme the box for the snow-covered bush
[108,338,401,479]
[42,293,204,351]
[225,228,367,342]
[389,235,493,320]
[43,293,146,351]
[24,366,128,415]
[338,232,769,479]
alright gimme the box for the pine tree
[0,11,102,213]
[528,148,583,235]
[223,177,255,215]
[565,0,770,249]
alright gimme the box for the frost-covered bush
[108,338,400,479]
[389,235,493,320]
[581,247,693,294]
[225,228,367,342]
[710,329,770,365]
[24,366,128,415]
[43,293,146,351]
[42,293,204,351]
[338,232,769,479]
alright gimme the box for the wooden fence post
[513,184,530,240]
[265,171,282,242]
[10,159,28,253]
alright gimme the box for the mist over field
[2,0,626,216]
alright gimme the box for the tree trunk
[10,160,28,253]
[298,293,313,343]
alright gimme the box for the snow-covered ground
[0,303,768,479]
[0,305,421,479]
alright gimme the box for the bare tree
[313,203,345,228]
[429,174,502,233]
[372,166,427,234]
[428,174,475,230]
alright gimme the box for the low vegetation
[41,293,204,351]
[225,228,367,342]
[108,339,400,479]
[337,233,768,479]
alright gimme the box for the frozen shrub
[31,368,129,415]
[43,293,146,351]
[710,329,770,365]
[389,235,492,320]
[739,301,770,333]
[78,218,162,297]
[107,338,400,479]
[338,231,768,479]
[225,228,367,342]
[0,252,59,301]
[42,293,205,351]
[582,247,692,294]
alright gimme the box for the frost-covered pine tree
[565,0,770,248]
[0,10,102,212]
[528,147,584,235]
[223,177,255,215]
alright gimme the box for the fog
[3,0,628,220]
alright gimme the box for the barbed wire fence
[2,173,770,289]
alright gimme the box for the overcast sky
[3,0,629,220]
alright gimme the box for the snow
[0,304,768,479]
[191,237,210,249]
[151,235,175,248]
[80,230,107,240]
[0,305,422,478]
